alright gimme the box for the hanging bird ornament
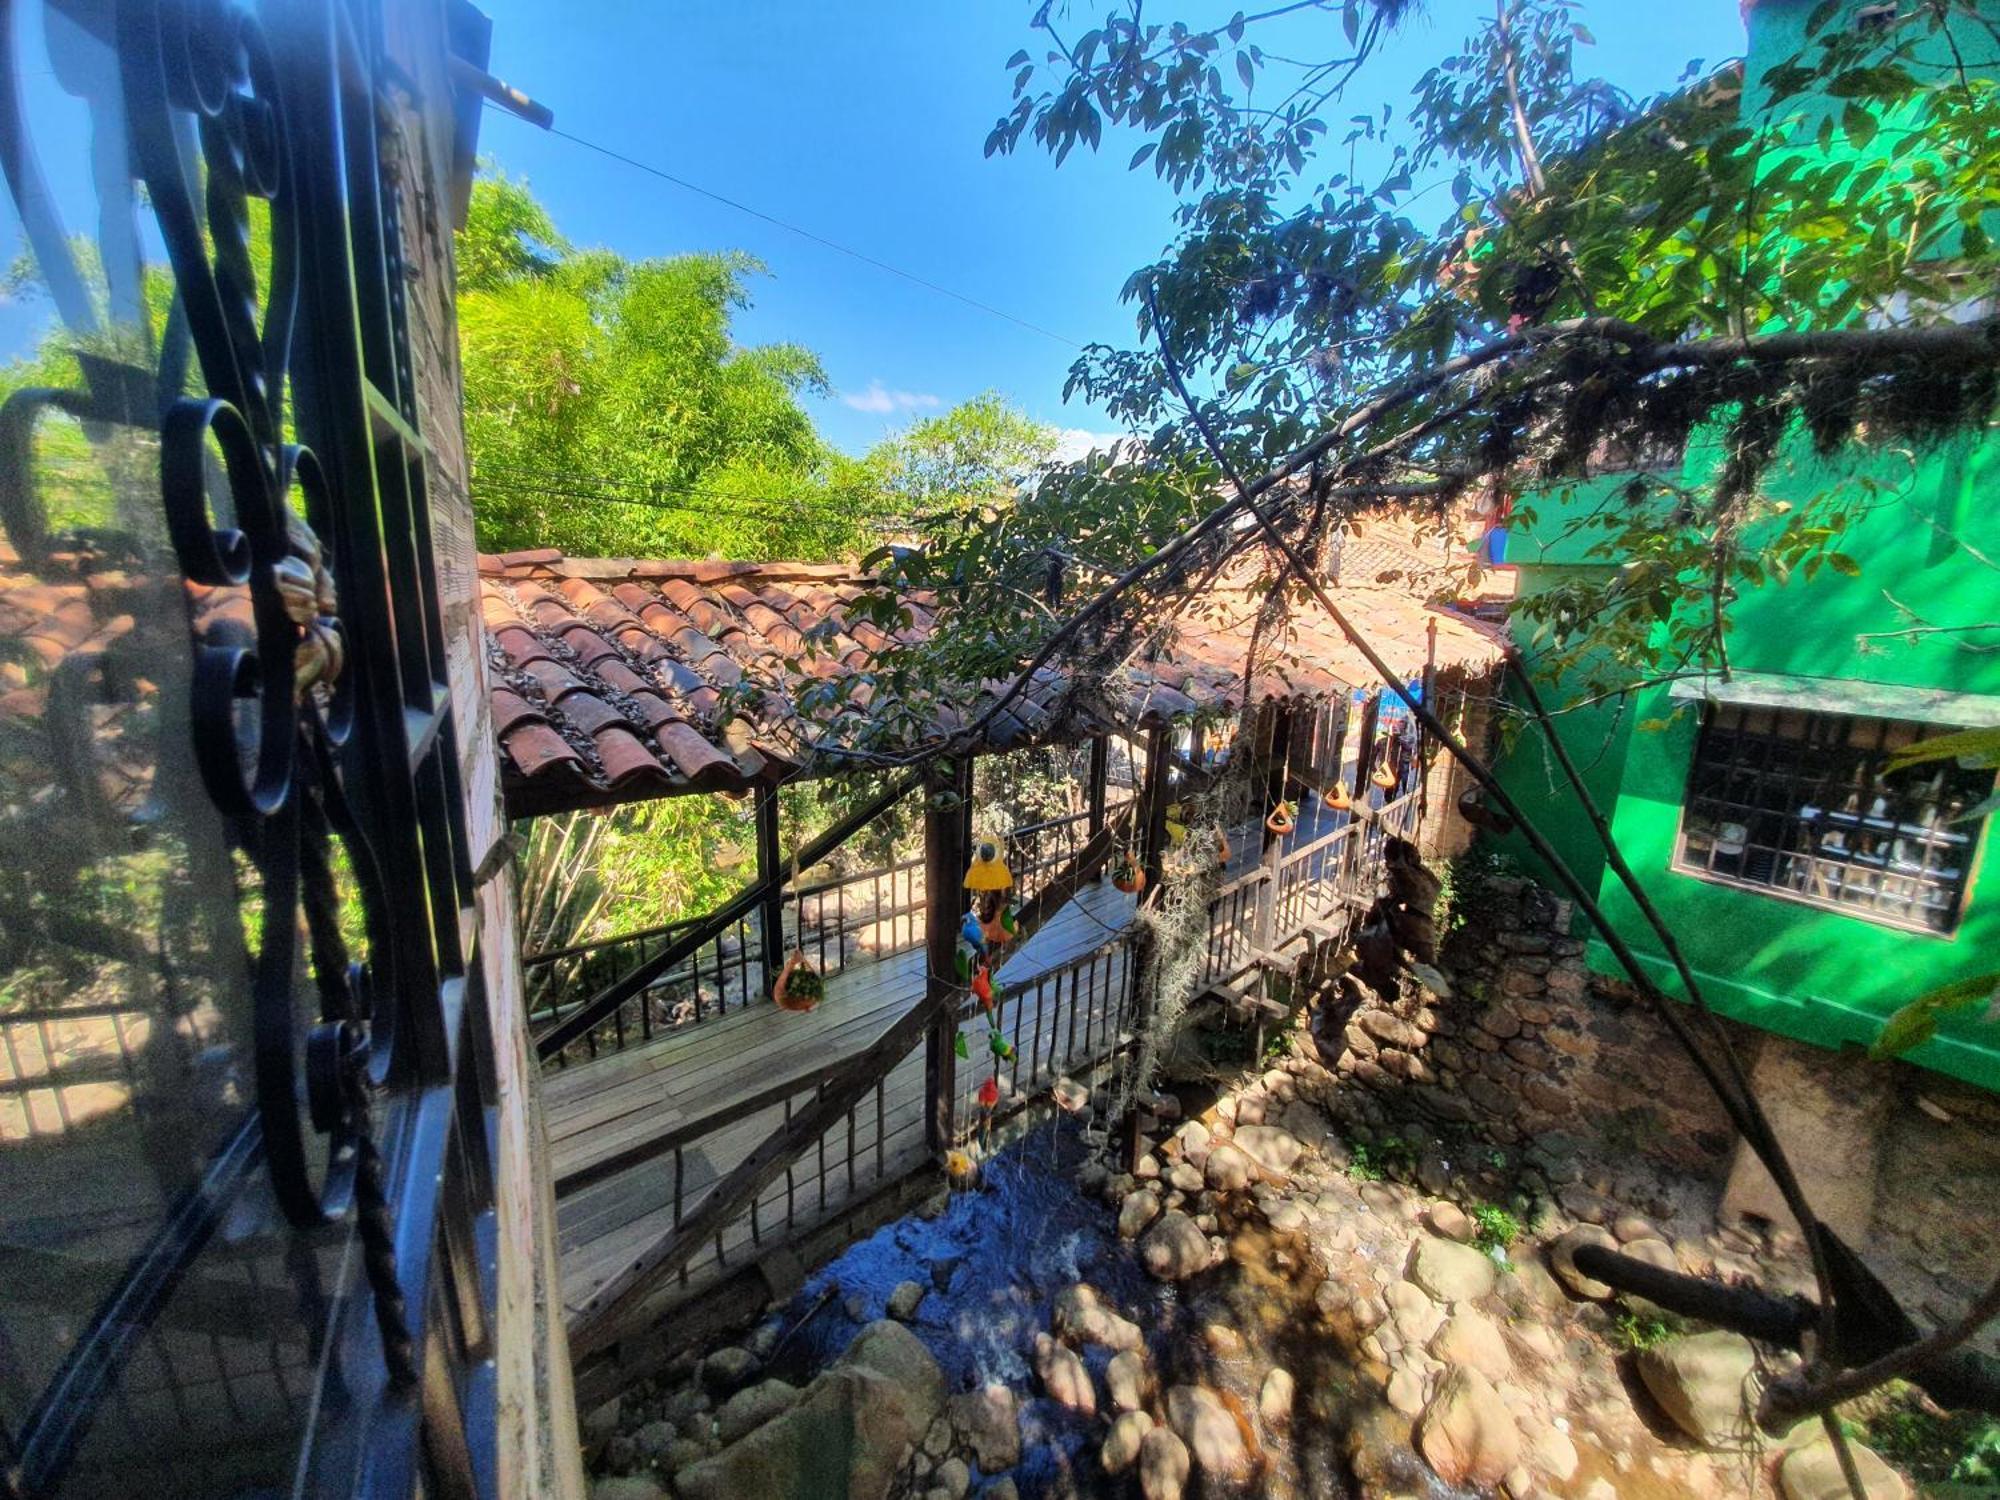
[964,839,1014,892]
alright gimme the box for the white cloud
[1052,427,1136,464]
[843,380,942,415]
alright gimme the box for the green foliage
[859,1,2000,766]
[1346,1131,1415,1182]
[1852,1383,2000,1487]
[1469,1202,1522,1253]
[457,172,880,559]
[1612,1308,1687,1352]
[1871,970,2000,1060]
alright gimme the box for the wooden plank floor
[549,878,1143,1326]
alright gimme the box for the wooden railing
[526,911,763,1065]
[1003,796,1134,908]
[951,933,1140,1133]
[785,855,927,977]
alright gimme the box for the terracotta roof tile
[477,550,1505,815]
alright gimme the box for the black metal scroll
[0,0,496,1493]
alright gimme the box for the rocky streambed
[585,1049,1916,1500]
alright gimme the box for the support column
[1137,725,1173,894]
[923,758,972,1157]
[1086,733,1110,839]
[755,786,786,997]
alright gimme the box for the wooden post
[923,759,971,1157]
[1086,733,1110,839]
[1260,706,1292,853]
[755,786,786,996]
[1419,619,1439,822]
[1351,690,1383,804]
[1138,725,1173,894]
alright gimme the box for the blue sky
[468,2,1751,458]
[0,3,1749,455]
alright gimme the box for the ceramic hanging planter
[1111,850,1146,894]
[1371,763,1398,791]
[1265,801,1297,837]
[1215,827,1232,867]
[773,949,824,1012]
[1327,781,1353,811]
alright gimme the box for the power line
[486,102,1084,352]
[474,464,903,515]
[472,469,912,526]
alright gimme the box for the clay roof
[478,543,1507,817]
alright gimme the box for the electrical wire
[487,102,1085,351]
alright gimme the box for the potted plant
[773,949,824,1012]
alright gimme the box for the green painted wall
[1490,0,2000,1092]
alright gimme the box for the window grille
[1676,705,1992,933]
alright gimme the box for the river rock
[932,1456,971,1500]
[1418,1366,1520,1489]
[888,1280,927,1321]
[1260,1368,1296,1429]
[1120,1189,1164,1239]
[1102,1410,1155,1474]
[1106,1350,1149,1412]
[700,1345,760,1394]
[947,1383,1020,1472]
[1779,1437,1909,1500]
[1140,1212,1212,1281]
[1528,1424,1579,1483]
[1139,1427,1192,1500]
[1386,1280,1445,1345]
[1204,1142,1255,1192]
[1430,1309,1512,1381]
[1636,1331,1760,1449]
[675,1321,941,1500]
[631,1420,680,1466]
[1409,1235,1498,1303]
[1426,1202,1474,1243]
[1387,1366,1426,1416]
[592,1479,665,1500]
[1233,1124,1305,1178]
[1053,1283,1144,1353]
[714,1379,800,1444]
[1032,1332,1096,1415]
[1166,1385,1251,1482]
[1548,1225,1619,1299]
[1172,1120,1212,1161]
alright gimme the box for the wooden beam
[1086,733,1109,838]
[565,979,951,1356]
[1137,725,1173,895]
[534,770,920,1059]
[754,787,785,998]
[923,760,970,1157]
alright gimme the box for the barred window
[1676,705,1993,934]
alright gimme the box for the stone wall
[1307,860,2000,1351]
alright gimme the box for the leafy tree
[457,174,882,559]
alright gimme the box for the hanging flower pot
[1327,781,1353,811]
[945,1147,979,1188]
[773,949,824,1012]
[1371,763,1398,791]
[1265,801,1297,837]
[1111,851,1146,894]
[1215,827,1232,868]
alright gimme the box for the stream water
[759,1114,1476,1498]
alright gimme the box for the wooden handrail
[534,770,923,1059]
[566,975,955,1354]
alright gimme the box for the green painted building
[1490,0,2000,1091]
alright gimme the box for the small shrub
[1856,1383,2000,1486]
[1346,1141,1384,1182]
[1469,1203,1522,1254]
[1612,1309,1685,1352]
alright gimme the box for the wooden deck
[546,877,1141,1327]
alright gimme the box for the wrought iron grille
[0,0,497,1494]
[1675,704,1993,933]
